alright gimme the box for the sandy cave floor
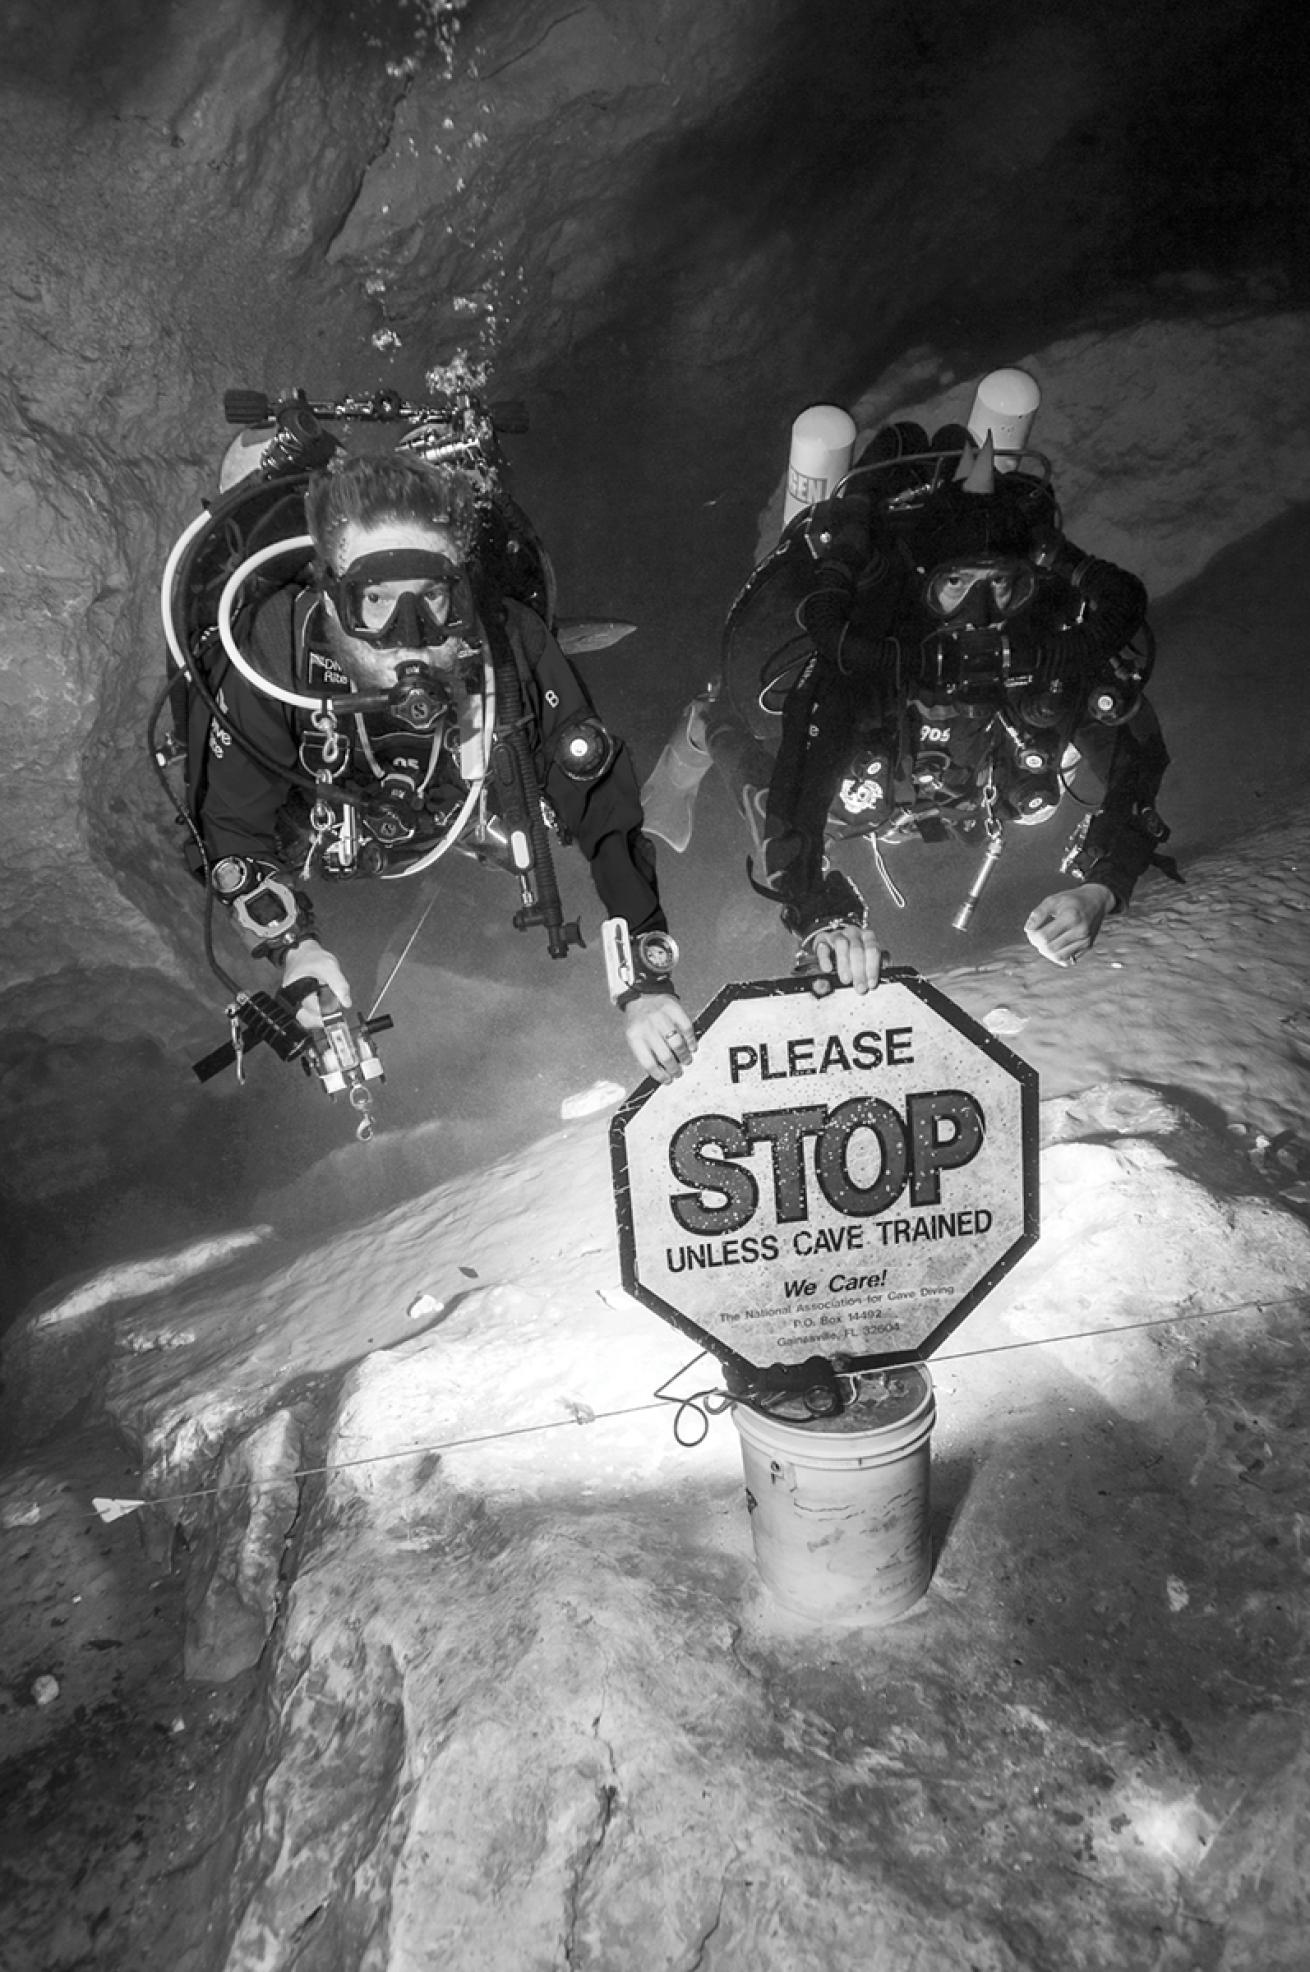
[4,805,1310,1966]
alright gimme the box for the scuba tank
[782,405,857,528]
[966,368,1041,468]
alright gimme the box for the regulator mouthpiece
[388,661,452,732]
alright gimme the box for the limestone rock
[183,1408,303,1684]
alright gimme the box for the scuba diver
[154,387,698,1121]
[641,370,1173,989]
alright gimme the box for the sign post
[610,970,1038,1375]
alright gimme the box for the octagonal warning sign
[610,971,1038,1370]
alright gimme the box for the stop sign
[611,970,1038,1370]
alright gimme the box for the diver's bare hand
[805,923,885,993]
[1024,884,1115,968]
[282,939,353,1028]
[625,993,698,1083]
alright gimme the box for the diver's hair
[306,453,477,570]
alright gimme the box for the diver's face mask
[923,554,1036,628]
[916,553,1039,702]
[325,549,468,650]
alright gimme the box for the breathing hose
[161,498,377,812]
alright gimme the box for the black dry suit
[741,458,1171,938]
[188,582,668,947]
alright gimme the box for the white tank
[782,404,857,525]
[966,368,1041,470]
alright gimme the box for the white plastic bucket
[732,1365,935,1624]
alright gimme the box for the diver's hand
[625,993,698,1083]
[282,940,353,1028]
[1024,883,1116,968]
[803,923,885,993]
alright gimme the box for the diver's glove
[282,939,353,1031]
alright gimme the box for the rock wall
[0,0,787,1038]
[0,0,393,1027]
[2,0,1291,1044]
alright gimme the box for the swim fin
[640,697,713,853]
[556,618,637,654]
